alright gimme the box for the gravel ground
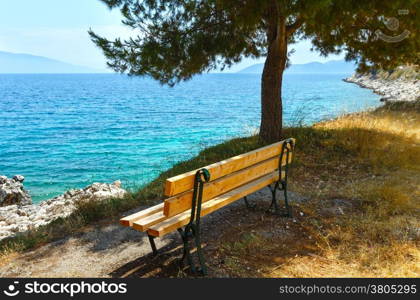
[0,188,308,278]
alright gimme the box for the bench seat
[120,170,285,235]
[120,203,164,227]
[148,171,284,237]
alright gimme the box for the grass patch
[212,100,420,277]
[223,233,265,255]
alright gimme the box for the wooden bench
[120,138,295,274]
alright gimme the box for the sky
[0,0,344,72]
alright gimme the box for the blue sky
[0,0,344,72]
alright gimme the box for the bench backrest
[163,139,295,217]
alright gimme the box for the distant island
[0,51,103,74]
[238,60,356,74]
[1,51,355,75]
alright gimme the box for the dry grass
[215,101,420,278]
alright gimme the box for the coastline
[344,69,419,102]
[0,178,127,240]
[0,73,380,204]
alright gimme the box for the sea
[0,73,380,203]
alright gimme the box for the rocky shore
[0,176,128,240]
[0,176,32,207]
[344,71,419,102]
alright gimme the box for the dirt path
[0,188,309,278]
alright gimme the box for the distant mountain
[238,60,356,74]
[0,51,102,73]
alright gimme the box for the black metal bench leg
[267,183,280,214]
[177,228,196,273]
[177,226,208,275]
[148,234,158,256]
[177,168,210,276]
[267,182,291,217]
[281,182,292,217]
[192,226,207,276]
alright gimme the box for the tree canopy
[90,0,418,142]
[91,0,418,84]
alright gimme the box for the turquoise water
[0,73,380,202]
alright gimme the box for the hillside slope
[239,60,356,74]
[0,51,101,73]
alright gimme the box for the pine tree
[90,0,418,142]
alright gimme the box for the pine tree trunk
[259,12,288,143]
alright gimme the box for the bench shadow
[108,194,284,278]
[108,238,195,278]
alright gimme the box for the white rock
[0,181,127,240]
[12,175,25,183]
[0,175,32,206]
[345,72,419,102]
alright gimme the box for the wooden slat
[119,203,164,227]
[132,211,167,231]
[163,157,281,217]
[164,139,294,197]
[148,171,280,237]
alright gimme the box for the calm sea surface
[0,73,380,202]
